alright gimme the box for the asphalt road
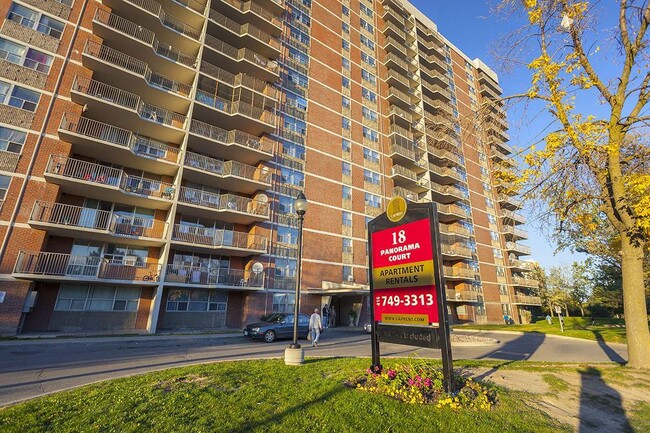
[0,328,627,407]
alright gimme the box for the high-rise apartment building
[0,0,540,336]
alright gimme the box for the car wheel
[263,330,276,343]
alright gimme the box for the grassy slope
[457,317,628,344]
[0,358,571,433]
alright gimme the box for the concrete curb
[456,328,628,347]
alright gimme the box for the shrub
[347,362,496,410]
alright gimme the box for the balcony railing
[506,241,532,255]
[189,119,275,154]
[83,41,192,98]
[184,152,271,185]
[177,187,269,217]
[443,266,475,279]
[502,225,528,238]
[165,264,264,287]
[30,201,167,239]
[60,113,180,164]
[199,61,278,98]
[438,224,470,237]
[195,89,276,127]
[206,34,281,75]
[445,290,479,302]
[171,225,267,251]
[501,210,527,224]
[508,259,536,271]
[220,0,282,29]
[513,294,542,305]
[94,9,197,67]
[437,203,469,218]
[46,155,176,200]
[125,0,202,40]
[209,10,280,52]
[512,277,540,288]
[13,251,163,282]
[72,75,187,130]
[441,243,472,258]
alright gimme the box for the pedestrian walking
[309,308,323,347]
[329,305,336,328]
[322,304,330,328]
[546,314,553,324]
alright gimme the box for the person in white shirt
[309,308,323,347]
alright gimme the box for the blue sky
[408,0,588,269]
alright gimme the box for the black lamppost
[289,191,307,349]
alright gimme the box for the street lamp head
[295,192,308,216]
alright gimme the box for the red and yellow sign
[371,218,439,325]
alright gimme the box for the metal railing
[171,225,267,251]
[184,152,271,184]
[443,266,475,279]
[194,90,276,127]
[177,187,269,217]
[220,0,282,28]
[199,61,278,98]
[165,264,264,287]
[83,41,192,98]
[125,0,202,40]
[60,113,180,163]
[14,251,162,282]
[513,294,542,305]
[506,242,532,255]
[189,119,275,154]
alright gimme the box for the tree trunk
[621,236,650,369]
[580,306,585,317]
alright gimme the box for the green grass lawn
[0,358,572,433]
[456,317,628,344]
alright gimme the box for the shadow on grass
[473,332,546,381]
[579,367,633,433]
[591,330,626,364]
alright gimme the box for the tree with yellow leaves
[498,0,650,368]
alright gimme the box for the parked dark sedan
[243,313,310,343]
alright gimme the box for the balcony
[82,40,192,113]
[203,34,279,84]
[445,290,479,303]
[170,225,267,255]
[381,6,405,27]
[429,163,462,184]
[29,201,167,246]
[59,113,180,176]
[422,83,451,102]
[388,105,413,125]
[430,183,466,203]
[158,0,207,27]
[176,187,269,223]
[513,294,542,305]
[214,0,283,36]
[200,61,278,100]
[508,259,536,272]
[506,241,532,256]
[389,143,424,171]
[70,75,186,143]
[420,64,447,86]
[437,203,469,222]
[441,242,472,259]
[183,152,271,194]
[188,119,274,165]
[501,210,527,225]
[193,89,276,136]
[497,193,522,211]
[511,276,540,289]
[393,186,425,203]
[390,164,429,192]
[443,266,475,281]
[386,69,412,91]
[44,155,176,210]
[438,223,470,238]
[478,70,502,94]
[103,0,203,52]
[384,52,412,75]
[13,251,162,284]
[164,264,264,289]
[422,95,453,116]
[383,20,407,41]
[502,225,528,240]
[208,9,280,58]
[428,147,461,166]
[387,86,416,110]
[488,135,514,155]
[93,9,197,83]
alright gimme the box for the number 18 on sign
[367,197,454,392]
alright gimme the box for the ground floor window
[166,289,227,312]
[55,285,140,311]
[272,293,295,313]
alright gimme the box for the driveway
[0,328,627,407]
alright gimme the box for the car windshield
[264,313,286,323]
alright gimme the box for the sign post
[368,197,454,392]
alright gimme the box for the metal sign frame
[367,202,454,392]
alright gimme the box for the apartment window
[282,141,305,160]
[496,266,506,277]
[362,88,377,103]
[275,258,297,277]
[342,57,350,70]
[342,77,350,89]
[277,226,298,244]
[361,52,376,67]
[499,285,508,295]
[342,161,351,176]
[361,69,376,85]
[343,265,353,281]
[342,4,349,16]
[167,289,227,312]
[363,147,379,164]
[490,230,499,241]
[342,138,351,153]
[493,248,503,259]
[55,285,140,311]
[342,117,351,130]
[342,211,352,226]
[486,197,494,208]
[360,3,373,18]
[0,175,10,200]
[365,192,381,208]
[0,38,53,73]
[342,185,352,200]
[272,293,295,313]
[362,126,379,142]
[7,3,65,39]
[487,213,497,225]
[342,39,350,51]
[0,126,26,153]
[0,81,40,112]
[280,167,304,187]
[360,18,373,33]
[360,35,375,51]
[502,304,511,315]
[364,169,380,184]
[342,22,350,34]
[342,238,353,253]
[278,195,294,213]
[362,106,378,122]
